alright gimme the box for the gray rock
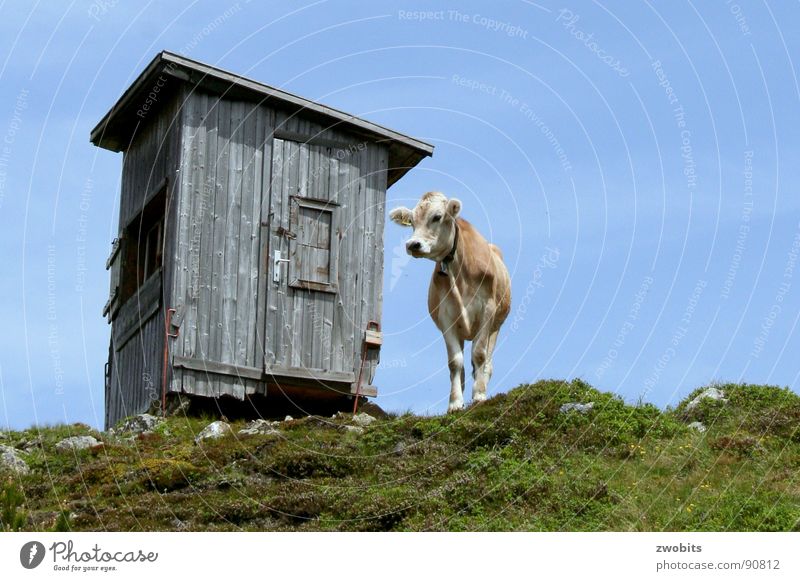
[283,415,294,422]
[195,421,232,442]
[0,444,29,474]
[20,437,43,453]
[686,388,727,411]
[559,402,595,414]
[164,394,191,417]
[111,413,163,436]
[342,425,364,435]
[688,421,707,433]
[55,436,101,453]
[171,517,187,530]
[352,413,377,427]
[238,419,281,437]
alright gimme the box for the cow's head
[389,191,461,260]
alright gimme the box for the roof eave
[90,51,435,168]
[90,51,170,151]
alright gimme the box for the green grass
[1,379,799,531]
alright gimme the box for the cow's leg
[483,329,500,391]
[445,330,465,412]
[471,313,496,403]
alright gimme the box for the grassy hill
[2,379,799,531]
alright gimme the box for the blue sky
[1,1,799,429]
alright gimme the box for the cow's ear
[446,198,462,218]
[389,206,413,227]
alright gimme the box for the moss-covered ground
[2,380,799,531]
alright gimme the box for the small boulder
[111,414,163,436]
[0,444,29,474]
[238,419,281,437]
[283,415,294,422]
[342,425,364,435]
[195,421,232,442]
[20,437,43,453]
[55,436,101,453]
[171,517,187,531]
[352,413,377,427]
[688,421,707,433]
[559,402,595,414]
[686,388,727,411]
[164,394,192,417]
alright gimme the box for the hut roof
[90,51,434,187]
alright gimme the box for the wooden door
[263,137,359,386]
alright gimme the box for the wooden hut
[92,51,433,428]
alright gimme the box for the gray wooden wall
[107,87,388,427]
[106,93,182,428]
[168,89,388,402]
[106,273,163,427]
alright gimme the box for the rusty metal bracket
[161,307,180,413]
[353,321,381,414]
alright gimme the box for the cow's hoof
[448,402,464,413]
[472,393,487,403]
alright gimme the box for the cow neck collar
[438,221,460,277]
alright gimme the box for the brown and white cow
[390,191,511,411]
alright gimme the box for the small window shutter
[102,236,124,320]
[289,197,339,294]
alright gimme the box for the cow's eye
[431,214,442,223]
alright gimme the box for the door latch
[273,249,291,283]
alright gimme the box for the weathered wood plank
[255,106,274,376]
[331,146,351,374]
[279,131,291,364]
[173,354,263,381]
[162,94,183,322]
[361,143,377,384]
[265,364,355,384]
[321,148,339,373]
[283,139,299,368]
[191,94,211,394]
[245,105,263,370]
[368,145,389,386]
[272,128,362,149]
[183,92,205,361]
[222,100,245,399]
[265,136,284,368]
[319,146,331,203]
[207,98,232,398]
[196,94,218,363]
[111,270,161,344]
[235,104,257,370]
[351,144,369,382]
[166,89,189,397]
[139,310,162,411]
[364,144,388,386]
[291,140,309,368]
[301,135,317,371]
